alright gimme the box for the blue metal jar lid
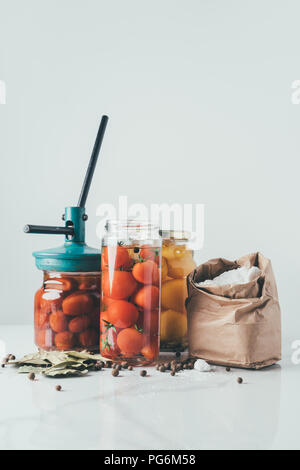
[33,242,101,272]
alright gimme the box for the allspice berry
[112,368,119,377]
[140,370,147,377]
[226,367,231,372]
[237,377,243,384]
[28,372,35,381]
[56,385,62,392]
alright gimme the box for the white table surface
[0,325,299,450]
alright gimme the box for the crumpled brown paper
[186,253,281,369]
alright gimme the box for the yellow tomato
[167,254,196,279]
[161,279,187,313]
[160,309,187,342]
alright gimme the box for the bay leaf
[18,366,46,374]
[44,368,88,378]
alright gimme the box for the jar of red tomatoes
[100,221,162,365]
[30,207,101,352]
[34,271,100,351]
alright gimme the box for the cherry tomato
[117,328,144,356]
[132,260,159,285]
[107,300,139,329]
[140,245,159,262]
[102,245,131,270]
[62,292,94,316]
[49,310,68,333]
[69,315,91,333]
[133,285,159,310]
[141,340,159,361]
[102,271,137,300]
[55,331,75,350]
[100,329,120,358]
[79,328,98,348]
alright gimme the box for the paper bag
[186,253,281,369]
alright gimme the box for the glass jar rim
[159,229,191,240]
[105,219,159,232]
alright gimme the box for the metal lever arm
[24,225,74,236]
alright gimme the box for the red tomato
[100,329,120,358]
[132,260,159,285]
[101,296,115,309]
[140,245,159,262]
[55,331,75,351]
[79,329,98,348]
[102,271,137,300]
[49,310,68,333]
[133,285,159,310]
[107,300,139,329]
[102,245,131,270]
[141,340,159,362]
[117,328,144,356]
[68,315,91,333]
[62,292,94,316]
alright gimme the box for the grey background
[0,0,299,343]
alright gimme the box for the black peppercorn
[237,377,243,384]
[1,363,5,368]
[28,372,35,381]
[134,247,140,253]
[140,370,147,377]
[226,367,231,372]
[175,351,181,358]
[170,371,176,376]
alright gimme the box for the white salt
[194,359,214,372]
[197,266,261,287]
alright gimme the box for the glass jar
[160,231,197,352]
[100,221,161,366]
[34,271,100,351]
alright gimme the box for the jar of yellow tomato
[160,231,197,352]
